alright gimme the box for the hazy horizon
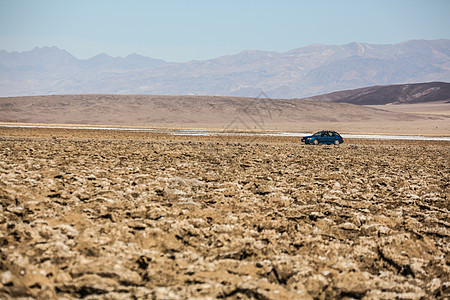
[3,38,448,63]
[1,0,449,62]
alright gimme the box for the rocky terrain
[0,127,449,299]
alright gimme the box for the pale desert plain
[1,94,450,135]
[0,94,450,299]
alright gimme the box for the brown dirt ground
[0,127,449,299]
[368,101,450,116]
[1,94,449,135]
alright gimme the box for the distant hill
[307,82,450,105]
[0,93,446,129]
[1,39,449,98]
[0,94,418,124]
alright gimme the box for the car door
[326,131,335,144]
[318,131,328,143]
[329,132,337,143]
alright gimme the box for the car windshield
[312,132,322,137]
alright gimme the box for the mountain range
[1,39,449,98]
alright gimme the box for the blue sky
[0,0,449,62]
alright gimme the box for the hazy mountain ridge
[1,40,449,98]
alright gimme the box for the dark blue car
[301,130,344,145]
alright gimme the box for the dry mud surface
[0,128,449,299]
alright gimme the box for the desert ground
[1,94,450,135]
[368,101,450,116]
[0,127,449,299]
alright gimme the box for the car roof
[314,130,340,134]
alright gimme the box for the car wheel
[313,139,319,145]
[334,140,340,145]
